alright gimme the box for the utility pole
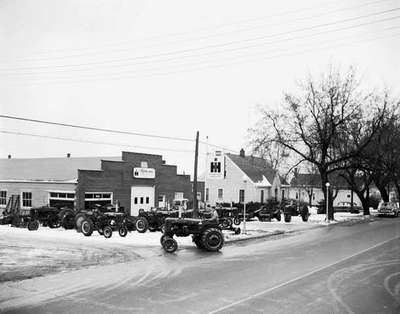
[193,131,199,218]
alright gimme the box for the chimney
[239,148,245,158]
[7,155,11,159]
[67,153,71,158]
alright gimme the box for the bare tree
[252,66,386,220]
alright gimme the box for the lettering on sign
[133,167,156,179]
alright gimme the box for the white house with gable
[205,149,289,205]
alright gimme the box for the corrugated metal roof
[0,157,121,181]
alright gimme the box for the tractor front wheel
[119,226,128,237]
[103,226,113,238]
[284,214,292,223]
[233,217,241,225]
[27,220,39,231]
[162,237,178,253]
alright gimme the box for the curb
[225,216,375,244]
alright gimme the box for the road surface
[1,217,399,314]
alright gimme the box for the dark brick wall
[76,152,191,211]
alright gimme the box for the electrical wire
[4,0,392,63]
[4,16,399,78]
[0,130,195,153]
[5,23,399,85]
[1,7,398,72]
[0,115,239,153]
[0,114,194,142]
[2,0,363,60]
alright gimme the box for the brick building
[0,152,192,216]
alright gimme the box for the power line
[4,16,399,79]
[4,0,392,63]
[2,0,360,60]
[0,130,196,154]
[1,7,399,73]
[0,114,194,142]
[15,26,398,88]
[0,115,239,153]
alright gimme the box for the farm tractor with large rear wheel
[160,217,224,253]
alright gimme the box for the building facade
[0,151,192,216]
[205,149,289,205]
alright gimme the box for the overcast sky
[0,0,399,176]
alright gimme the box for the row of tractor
[0,199,310,253]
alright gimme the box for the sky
[0,0,399,176]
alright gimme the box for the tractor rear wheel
[162,237,178,253]
[284,214,292,223]
[135,217,149,233]
[74,213,87,232]
[276,213,282,222]
[301,214,309,222]
[103,226,113,238]
[201,228,224,252]
[27,220,39,231]
[81,218,94,236]
[118,226,128,237]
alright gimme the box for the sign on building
[208,150,225,179]
[133,167,156,179]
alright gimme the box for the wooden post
[193,131,199,218]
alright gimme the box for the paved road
[2,217,400,314]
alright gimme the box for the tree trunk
[355,190,370,215]
[375,182,389,202]
[394,181,400,201]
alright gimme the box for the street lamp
[325,182,330,222]
[242,175,247,234]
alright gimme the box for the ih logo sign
[208,151,224,179]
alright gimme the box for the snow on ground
[0,211,372,282]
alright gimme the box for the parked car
[334,202,361,214]
[377,201,400,217]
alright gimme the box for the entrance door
[131,186,155,216]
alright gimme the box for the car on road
[377,201,399,217]
[334,201,362,214]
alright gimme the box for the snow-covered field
[0,211,374,282]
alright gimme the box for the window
[295,192,299,199]
[0,190,6,206]
[140,161,148,168]
[313,193,315,200]
[218,188,223,199]
[140,197,144,204]
[239,190,245,203]
[48,191,75,208]
[206,188,209,202]
[281,190,285,200]
[134,197,138,204]
[174,192,184,200]
[22,192,32,208]
[146,197,150,204]
[84,192,113,209]
[261,190,264,204]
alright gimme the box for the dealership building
[0,151,192,216]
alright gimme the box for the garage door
[130,186,155,216]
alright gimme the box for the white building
[288,172,362,206]
[205,149,289,205]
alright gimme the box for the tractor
[160,215,224,253]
